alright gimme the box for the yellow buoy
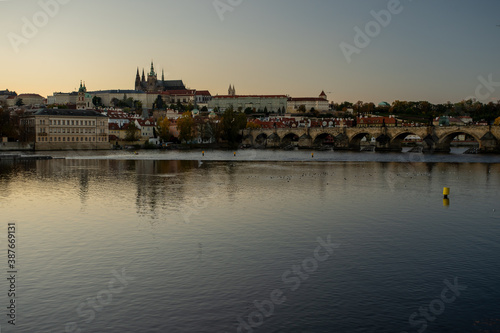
[443,187,450,198]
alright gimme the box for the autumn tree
[157,117,171,141]
[125,122,139,141]
[177,111,195,143]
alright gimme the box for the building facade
[134,62,186,93]
[209,95,288,113]
[287,91,330,113]
[7,93,45,107]
[22,109,110,150]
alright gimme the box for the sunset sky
[2,0,500,104]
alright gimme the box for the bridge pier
[479,132,500,153]
[298,135,313,148]
[375,134,402,152]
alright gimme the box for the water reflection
[0,158,499,332]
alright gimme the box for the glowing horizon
[2,0,500,104]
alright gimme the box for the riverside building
[21,109,110,150]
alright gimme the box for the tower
[135,68,141,90]
[147,61,158,92]
[77,81,87,110]
[228,84,236,96]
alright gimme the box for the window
[71,120,74,125]
[58,120,61,125]
[62,120,65,125]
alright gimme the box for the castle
[135,61,186,93]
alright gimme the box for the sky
[2,0,500,104]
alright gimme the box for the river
[0,150,499,332]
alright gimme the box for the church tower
[77,81,87,110]
[147,61,158,92]
[135,68,141,91]
[228,84,236,96]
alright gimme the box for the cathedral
[135,61,186,93]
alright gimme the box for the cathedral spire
[141,69,145,82]
[162,69,164,82]
[150,61,156,76]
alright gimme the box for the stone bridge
[242,125,500,153]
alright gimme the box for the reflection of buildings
[134,160,200,220]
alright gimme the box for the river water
[1,150,499,332]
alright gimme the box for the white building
[287,91,329,113]
[209,95,288,113]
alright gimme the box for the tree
[177,111,195,143]
[206,117,221,143]
[134,100,143,113]
[298,105,306,113]
[221,107,247,147]
[157,116,171,141]
[494,116,500,126]
[246,121,261,129]
[111,98,120,108]
[125,122,139,141]
[15,98,24,107]
[92,96,103,108]
[153,95,164,110]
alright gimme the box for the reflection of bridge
[242,126,500,153]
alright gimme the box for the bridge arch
[255,133,268,146]
[349,131,372,150]
[435,130,480,153]
[438,130,481,145]
[242,134,254,145]
[313,133,336,146]
[282,132,300,144]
